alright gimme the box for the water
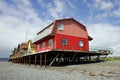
[0,58,8,62]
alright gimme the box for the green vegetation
[104,57,120,61]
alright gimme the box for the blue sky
[0,0,120,58]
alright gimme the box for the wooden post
[89,56,91,61]
[35,55,37,66]
[29,56,31,66]
[103,54,108,61]
[97,55,100,62]
[49,53,59,67]
[23,57,25,64]
[40,54,42,67]
[44,53,46,67]
[70,53,77,64]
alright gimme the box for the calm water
[0,58,8,62]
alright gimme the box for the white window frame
[37,44,40,49]
[79,41,84,47]
[62,38,68,45]
[42,42,46,48]
[58,23,64,30]
[49,39,54,46]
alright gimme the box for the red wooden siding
[55,20,88,38]
[33,18,91,52]
[35,36,55,52]
[55,34,89,51]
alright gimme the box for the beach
[0,61,120,80]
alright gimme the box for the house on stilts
[9,18,112,67]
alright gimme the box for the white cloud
[94,0,113,10]
[87,23,120,56]
[0,0,51,58]
[38,0,76,19]
[113,8,120,17]
[47,0,65,19]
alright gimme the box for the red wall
[35,34,89,52]
[55,34,89,51]
[35,36,55,52]
[55,20,88,38]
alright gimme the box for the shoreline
[0,61,120,80]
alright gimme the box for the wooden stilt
[58,52,65,64]
[97,55,100,62]
[49,53,59,67]
[35,55,37,66]
[103,54,108,61]
[89,56,91,61]
[70,53,77,64]
[44,53,46,67]
[40,54,42,67]
[29,56,31,66]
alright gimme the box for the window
[37,44,40,49]
[62,38,68,45]
[42,42,46,48]
[79,41,84,47]
[58,23,64,30]
[49,39,54,46]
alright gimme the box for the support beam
[44,53,46,67]
[89,56,91,61]
[29,56,31,66]
[103,55,108,61]
[97,55,100,62]
[49,53,59,67]
[40,54,42,67]
[35,55,37,66]
[70,53,78,64]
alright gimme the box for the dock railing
[89,46,113,54]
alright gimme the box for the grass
[104,57,120,61]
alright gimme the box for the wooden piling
[40,54,42,67]
[29,56,31,66]
[35,55,37,66]
[44,53,46,67]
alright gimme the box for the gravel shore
[0,61,120,80]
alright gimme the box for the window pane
[37,44,40,49]
[58,24,64,30]
[79,41,84,47]
[49,39,53,46]
[42,42,46,48]
[62,38,67,45]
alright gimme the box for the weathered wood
[103,54,108,61]
[44,53,46,67]
[49,53,59,67]
[97,55,100,62]
[35,55,37,66]
[70,53,77,64]
[58,52,65,64]
[29,56,31,66]
[40,54,42,67]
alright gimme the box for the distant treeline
[0,58,8,62]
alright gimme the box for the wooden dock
[9,49,112,67]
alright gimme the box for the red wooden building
[9,18,111,67]
[32,18,92,52]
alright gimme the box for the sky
[0,0,120,58]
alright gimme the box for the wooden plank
[103,54,108,61]
[44,53,46,67]
[35,55,37,66]
[70,53,77,64]
[40,54,42,67]
[49,53,59,67]
[29,56,31,66]
[58,52,65,64]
